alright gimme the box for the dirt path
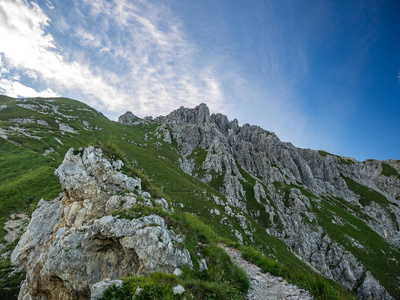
[223,246,314,300]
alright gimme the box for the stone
[173,268,182,276]
[141,103,400,299]
[223,246,313,300]
[199,258,208,272]
[135,287,142,296]
[356,271,393,300]
[59,123,77,133]
[90,279,122,300]
[11,197,63,268]
[173,285,185,295]
[4,213,30,244]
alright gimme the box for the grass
[312,197,400,298]
[381,162,400,179]
[341,175,398,230]
[318,150,353,165]
[272,181,316,201]
[0,139,62,242]
[0,258,25,299]
[236,244,356,300]
[236,164,274,228]
[341,175,390,206]
[0,238,25,299]
[100,272,181,300]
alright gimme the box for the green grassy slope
[0,95,397,298]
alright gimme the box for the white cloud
[46,0,55,10]
[12,73,21,81]
[0,78,59,98]
[24,70,38,80]
[99,47,111,54]
[74,27,102,48]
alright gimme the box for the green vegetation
[318,150,353,165]
[342,175,389,206]
[0,139,62,242]
[272,181,316,201]
[0,239,25,299]
[0,258,25,299]
[235,244,355,300]
[312,197,400,298]
[101,272,182,300]
[236,164,275,228]
[341,175,398,230]
[381,162,400,179]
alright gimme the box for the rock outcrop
[118,111,141,125]
[12,146,192,300]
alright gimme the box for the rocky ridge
[148,103,400,299]
[11,146,192,299]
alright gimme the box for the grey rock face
[55,146,141,222]
[146,103,399,299]
[357,271,393,300]
[90,279,122,300]
[163,103,210,126]
[11,198,63,268]
[117,111,140,125]
[12,147,192,300]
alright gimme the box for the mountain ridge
[120,101,400,298]
[0,95,399,299]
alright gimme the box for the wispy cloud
[0,0,228,119]
[75,0,227,116]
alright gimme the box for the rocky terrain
[1,95,399,299]
[120,103,400,299]
[11,147,192,299]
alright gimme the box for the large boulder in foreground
[12,146,192,300]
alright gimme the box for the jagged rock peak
[164,103,211,126]
[118,111,141,125]
[118,104,240,136]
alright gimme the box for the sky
[0,0,399,161]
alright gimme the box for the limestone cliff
[11,146,192,299]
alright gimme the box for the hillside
[0,95,399,299]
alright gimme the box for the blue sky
[0,0,399,161]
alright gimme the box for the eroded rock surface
[12,146,192,300]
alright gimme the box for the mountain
[0,95,399,299]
